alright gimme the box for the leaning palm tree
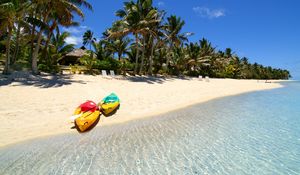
[42,13,79,64]
[31,0,92,74]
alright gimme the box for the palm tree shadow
[0,72,87,88]
[125,76,166,84]
[123,75,192,84]
[74,114,101,133]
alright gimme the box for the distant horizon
[63,0,300,79]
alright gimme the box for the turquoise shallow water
[1,82,300,175]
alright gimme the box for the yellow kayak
[73,101,101,132]
[75,110,101,132]
[100,93,120,116]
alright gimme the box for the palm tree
[164,15,188,46]
[83,29,97,60]
[83,30,96,51]
[11,0,31,65]
[239,57,251,78]
[42,13,79,65]
[110,37,131,61]
[148,27,165,74]
[185,42,211,75]
[48,31,74,66]
[136,1,159,74]
[92,39,114,61]
[185,42,200,71]
[229,56,241,78]
[225,48,233,58]
[31,0,92,74]
[199,38,215,57]
[110,0,159,75]
[170,46,186,75]
[164,15,191,68]
[0,0,29,74]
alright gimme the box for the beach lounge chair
[109,70,124,80]
[198,75,203,81]
[101,70,107,76]
[101,70,111,79]
[205,76,210,82]
[110,70,115,78]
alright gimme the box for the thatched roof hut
[60,47,88,65]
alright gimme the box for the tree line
[0,0,291,79]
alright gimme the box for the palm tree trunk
[118,52,122,61]
[43,30,54,65]
[12,23,21,65]
[167,43,173,68]
[44,21,57,61]
[29,10,37,64]
[139,37,146,75]
[32,11,50,74]
[148,37,155,75]
[32,29,44,74]
[89,44,94,60]
[30,23,36,64]
[3,27,12,74]
[134,34,139,75]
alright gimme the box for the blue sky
[63,0,300,79]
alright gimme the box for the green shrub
[38,64,60,74]
[11,61,30,71]
[70,64,84,74]
[79,56,97,72]
[186,70,199,77]
[38,64,51,72]
[94,58,120,71]
[122,61,135,71]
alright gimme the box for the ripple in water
[1,82,300,175]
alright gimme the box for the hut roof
[65,48,88,58]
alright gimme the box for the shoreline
[0,74,285,147]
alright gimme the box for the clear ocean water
[0,82,299,175]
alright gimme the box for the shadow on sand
[0,72,87,88]
[124,75,192,84]
[0,72,193,87]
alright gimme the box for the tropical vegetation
[0,0,290,79]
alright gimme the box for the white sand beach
[0,74,283,147]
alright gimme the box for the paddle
[69,113,82,122]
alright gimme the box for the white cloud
[62,26,89,34]
[65,36,82,45]
[79,25,88,29]
[62,26,90,46]
[158,1,165,7]
[193,7,225,19]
